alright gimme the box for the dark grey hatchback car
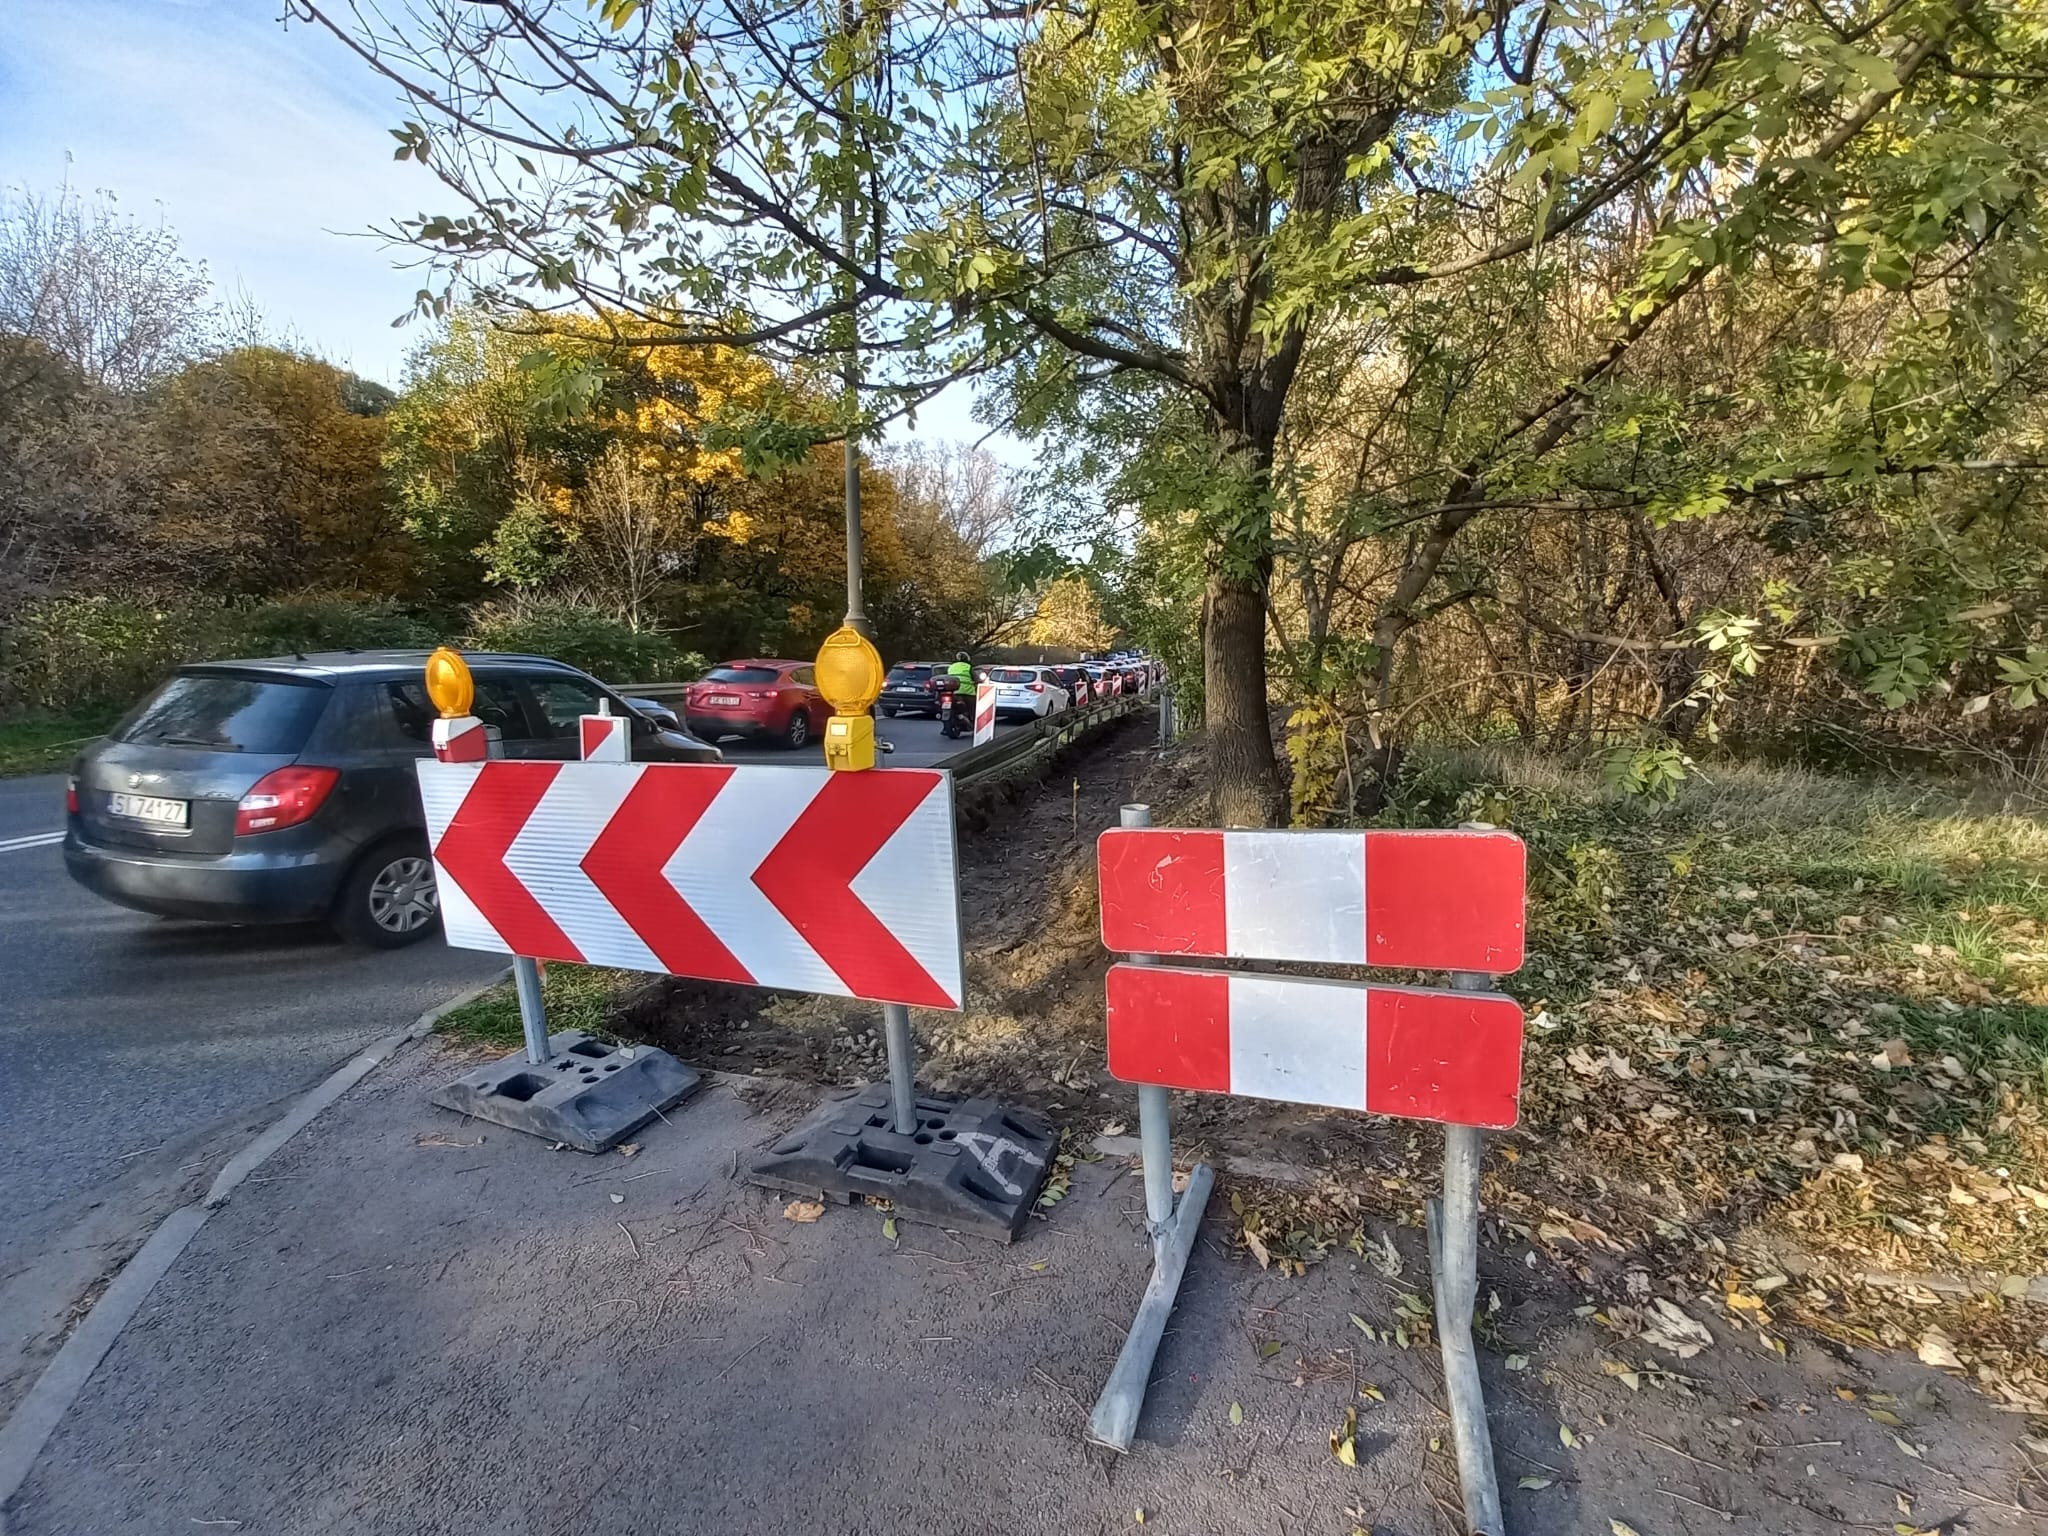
[64,651,719,947]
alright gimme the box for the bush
[464,599,699,684]
[0,595,440,715]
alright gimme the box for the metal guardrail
[617,682,1152,785]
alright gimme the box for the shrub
[464,599,699,684]
[0,595,440,715]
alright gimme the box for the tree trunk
[1203,565,1284,826]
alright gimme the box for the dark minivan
[64,651,719,948]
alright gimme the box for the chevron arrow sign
[415,759,964,1009]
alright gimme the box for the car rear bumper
[64,828,350,923]
[686,711,775,740]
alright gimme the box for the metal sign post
[1090,815,1524,1533]
[1087,803,1215,1451]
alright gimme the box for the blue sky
[0,0,999,449]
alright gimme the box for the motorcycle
[937,675,975,739]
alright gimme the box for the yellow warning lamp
[814,625,884,772]
[424,646,475,720]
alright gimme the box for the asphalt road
[0,775,506,1241]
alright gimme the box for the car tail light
[235,766,340,836]
[1029,681,1045,692]
[747,690,775,700]
[65,776,78,815]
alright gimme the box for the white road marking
[0,832,63,854]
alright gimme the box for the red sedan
[684,660,829,749]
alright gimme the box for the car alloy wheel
[786,710,811,749]
[367,854,439,935]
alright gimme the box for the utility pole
[838,0,869,638]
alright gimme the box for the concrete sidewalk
[6,1037,2040,1536]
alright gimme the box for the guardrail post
[1156,681,1172,748]
[1088,802,1217,1451]
[1429,966,1505,1536]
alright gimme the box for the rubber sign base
[429,1030,701,1153]
[746,1086,1056,1242]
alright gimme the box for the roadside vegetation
[0,186,1081,752]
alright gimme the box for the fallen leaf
[1133,1510,1145,1525]
[1894,1435,1923,1460]
[1229,1402,1243,1425]
[1560,1423,1580,1449]
[1259,1339,1285,1359]
[1330,1404,1359,1467]
[1350,1313,1372,1334]
[783,1199,825,1223]
[1518,1476,1554,1491]
[883,1216,899,1241]
[1867,1408,1904,1427]
[1832,1151,1866,1173]
[1101,1121,1127,1137]
[609,1193,625,1204]
[1611,1522,1641,1536]
[1360,1384,1384,1402]
[1915,1328,1962,1371]
[617,1142,640,1158]
[1640,1298,1714,1359]
[1244,1229,1272,1269]
[1505,1353,1530,1372]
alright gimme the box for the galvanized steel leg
[1088,801,1215,1451]
[1428,968,1504,1535]
[1087,1160,1212,1452]
[1137,1083,1174,1244]
[881,1001,917,1136]
[513,956,550,1066]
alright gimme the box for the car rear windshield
[886,666,934,682]
[113,673,330,754]
[989,668,1040,683]
[704,666,779,684]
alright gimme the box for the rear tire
[784,710,811,750]
[333,837,440,948]
[880,706,897,718]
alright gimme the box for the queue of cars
[61,644,1161,947]
[876,654,1159,721]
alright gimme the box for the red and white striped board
[973,682,996,746]
[1098,827,1525,973]
[579,713,630,762]
[416,759,963,1009]
[1106,964,1524,1128]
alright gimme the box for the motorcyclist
[941,651,977,736]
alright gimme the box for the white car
[985,665,1071,719]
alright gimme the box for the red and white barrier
[973,682,996,746]
[431,714,489,763]
[1106,964,1523,1128]
[1098,827,1524,972]
[416,759,963,1009]
[579,713,630,762]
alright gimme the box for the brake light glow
[235,766,340,836]
[65,776,78,815]
[1029,682,1045,692]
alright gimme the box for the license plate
[108,792,188,827]
[706,693,741,707]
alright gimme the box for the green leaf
[882,1216,899,1240]
[1229,1401,1243,1425]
